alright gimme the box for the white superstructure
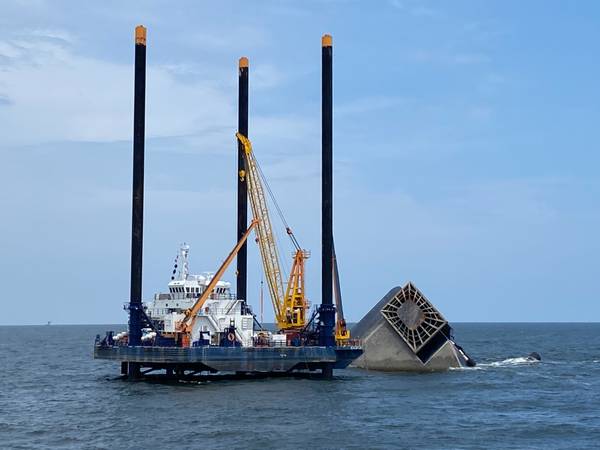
[145,244,256,347]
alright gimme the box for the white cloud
[0,29,304,150]
[29,28,75,43]
[0,41,23,59]
[0,33,235,145]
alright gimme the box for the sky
[1,0,599,325]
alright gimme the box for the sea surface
[0,323,599,449]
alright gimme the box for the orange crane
[236,133,309,331]
[174,220,258,346]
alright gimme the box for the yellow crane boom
[236,133,285,322]
[236,133,308,330]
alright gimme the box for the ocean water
[0,323,599,449]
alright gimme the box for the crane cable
[253,156,301,251]
[253,157,293,279]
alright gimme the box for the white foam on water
[478,356,540,368]
[449,365,483,371]
[450,356,542,371]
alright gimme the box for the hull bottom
[94,345,363,375]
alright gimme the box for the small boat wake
[451,352,541,370]
[479,355,541,368]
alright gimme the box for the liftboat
[94,27,361,378]
[95,243,361,376]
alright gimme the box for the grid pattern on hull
[380,282,448,354]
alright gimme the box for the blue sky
[1,0,599,324]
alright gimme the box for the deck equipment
[172,220,257,347]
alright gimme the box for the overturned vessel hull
[352,283,474,371]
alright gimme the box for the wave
[478,356,541,368]
[449,356,542,371]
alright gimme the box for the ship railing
[197,307,242,316]
[150,292,238,301]
[336,338,362,348]
[252,339,288,348]
[209,293,237,301]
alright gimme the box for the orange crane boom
[176,220,258,345]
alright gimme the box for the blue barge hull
[94,345,363,374]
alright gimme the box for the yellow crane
[236,133,309,331]
[174,220,258,346]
